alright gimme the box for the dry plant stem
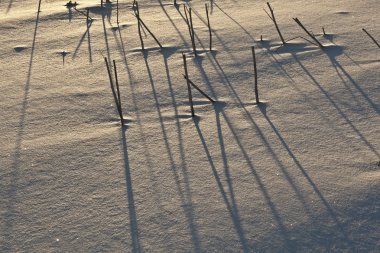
[104,57,124,125]
[184,6,197,56]
[184,5,192,38]
[116,0,119,24]
[183,75,215,103]
[86,9,89,24]
[266,2,285,45]
[37,0,42,12]
[113,60,124,125]
[134,15,163,48]
[293,18,324,49]
[322,27,326,36]
[362,28,380,48]
[135,2,144,50]
[183,54,195,117]
[251,46,259,104]
[189,8,197,56]
[205,4,212,51]
[101,0,103,8]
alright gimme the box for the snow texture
[0,0,379,252]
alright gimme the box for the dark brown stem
[266,2,285,45]
[113,60,124,125]
[183,75,215,103]
[183,54,195,117]
[116,0,119,24]
[104,57,124,125]
[251,46,259,104]
[134,15,163,48]
[293,18,324,49]
[362,28,380,48]
[135,2,144,50]
[205,4,212,51]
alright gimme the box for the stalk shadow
[220,109,293,251]
[72,20,93,62]
[89,3,112,22]
[213,2,254,41]
[158,0,190,48]
[324,45,379,114]
[121,127,141,253]
[263,43,371,154]
[205,54,352,246]
[3,2,42,251]
[192,115,250,252]
[290,53,379,159]
[193,48,322,221]
[258,103,354,247]
[176,4,240,64]
[143,53,202,252]
[102,15,112,67]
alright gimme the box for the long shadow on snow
[325,45,379,115]
[193,104,293,251]
[290,52,379,159]
[261,42,377,161]
[72,19,93,62]
[213,52,353,249]
[195,52,353,249]
[121,127,142,253]
[196,52,318,219]
[109,21,194,252]
[143,52,203,252]
[258,103,354,249]
[3,2,42,252]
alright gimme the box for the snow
[1,0,379,252]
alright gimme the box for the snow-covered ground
[1,0,379,252]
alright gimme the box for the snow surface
[1,0,379,252]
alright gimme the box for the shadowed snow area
[0,0,379,252]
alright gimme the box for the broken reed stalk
[251,46,259,104]
[182,54,195,117]
[293,18,324,49]
[205,4,212,51]
[135,2,144,50]
[101,0,103,8]
[362,28,380,48]
[104,57,124,125]
[322,27,326,36]
[133,14,163,48]
[265,2,286,45]
[183,75,215,103]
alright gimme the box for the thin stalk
[205,3,212,51]
[362,28,380,48]
[135,2,144,50]
[183,75,215,103]
[251,46,259,104]
[183,54,195,117]
[293,18,324,49]
[266,2,285,45]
